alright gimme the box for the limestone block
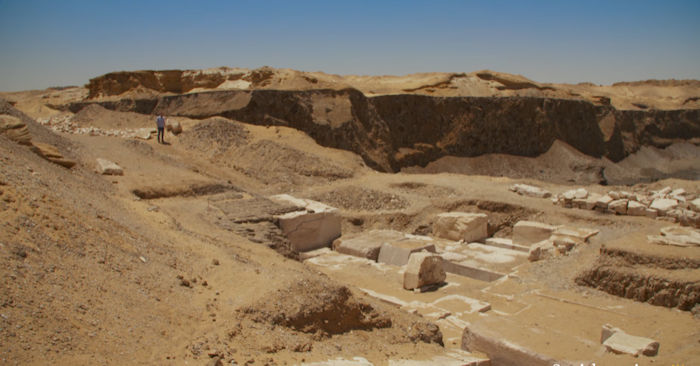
[553,226,599,243]
[601,324,659,357]
[484,237,529,252]
[332,230,405,260]
[561,189,577,201]
[403,252,446,290]
[433,212,488,243]
[690,198,700,212]
[574,188,588,199]
[619,191,636,200]
[582,193,601,210]
[134,128,153,140]
[627,200,647,216]
[651,186,671,199]
[572,198,586,209]
[608,199,628,215]
[96,158,123,175]
[271,195,341,252]
[608,191,621,200]
[595,194,613,210]
[512,221,555,246]
[650,198,678,215]
[509,184,551,198]
[377,240,436,266]
[645,208,658,218]
[649,226,700,247]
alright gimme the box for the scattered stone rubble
[551,186,700,228]
[37,115,157,139]
[647,226,700,247]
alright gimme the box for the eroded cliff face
[64,89,700,172]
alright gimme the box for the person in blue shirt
[156,114,166,144]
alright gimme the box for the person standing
[156,114,166,144]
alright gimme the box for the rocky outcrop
[63,89,700,172]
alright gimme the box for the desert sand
[1,67,699,365]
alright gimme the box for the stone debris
[648,226,700,247]
[269,194,341,253]
[403,252,446,290]
[601,324,659,357]
[512,221,556,246]
[433,212,488,242]
[96,158,124,175]
[509,183,551,198]
[549,185,699,228]
[37,114,160,140]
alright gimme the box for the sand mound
[404,140,607,185]
[71,103,153,129]
[309,186,408,211]
[241,282,391,335]
[179,117,249,154]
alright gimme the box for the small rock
[139,256,147,263]
[180,279,191,287]
[212,259,220,265]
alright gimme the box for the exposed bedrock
[64,89,700,172]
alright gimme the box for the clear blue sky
[1,0,699,91]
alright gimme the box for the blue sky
[1,0,699,91]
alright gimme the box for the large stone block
[509,184,551,198]
[512,221,556,246]
[403,252,446,290]
[377,239,436,266]
[608,199,628,215]
[650,198,678,215]
[96,158,123,175]
[627,200,647,216]
[332,230,405,260]
[270,194,341,253]
[601,324,659,357]
[433,212,488,242]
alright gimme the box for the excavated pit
[576,245,700,311]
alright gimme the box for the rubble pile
[551,186,700,228]
[37,115,157,139]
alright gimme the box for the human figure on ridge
[156,114,166,144]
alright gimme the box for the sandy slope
[1,68,699,365]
